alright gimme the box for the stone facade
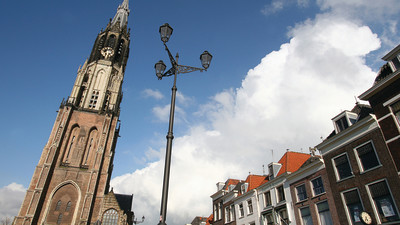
[13,1,132,225]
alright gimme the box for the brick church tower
[14,1,133,224]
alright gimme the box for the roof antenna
[270,149,274,162]
[262,165,265,175]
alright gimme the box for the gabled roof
[276,151,311,177]
[114,193,133,214]
[244,174,268,191]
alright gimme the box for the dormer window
[241,183,248,194]
[228,184,235,192]
[268,162,282,180]
[332,111,358,133]
[389,53,400,72]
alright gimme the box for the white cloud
[261,0,285,15]
[142,89,164,100]
[152,104,186,124]
[0,183,26,220]
[112,9,382,225]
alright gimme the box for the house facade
[287,154,338,225]
[257,152,311,225]
[316,44,400,225]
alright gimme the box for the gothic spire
[111,0,130,29]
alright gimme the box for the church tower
[14,1,132,224]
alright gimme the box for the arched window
[57,214,63,225]
[82,128,98,166]
[55,200,61,211]
[63,126,79,164]
[102,209,119,225]
[65,201,72,212]
[107,35,116,48]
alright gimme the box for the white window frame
[310,176,325,196]
[295,183,308,202]
[225,206,230,223]
[276,185,285,203]
[247,199,254,215]
[341,188,364,225]
[365,179,400,224]
[238,203,244,218]
[264,191,272,208]
[353,140,381,173]
[315,200,333,225]
[332,111,358,133]
[299,206,312,225]
[332,152,354,182]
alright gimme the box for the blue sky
[1,0,399,224]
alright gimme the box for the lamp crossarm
[164,43,177,67]
[161,67,176,78]
[177,64,205,74]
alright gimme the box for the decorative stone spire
[111,0,130,29]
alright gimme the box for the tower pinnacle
[111,0,130,29]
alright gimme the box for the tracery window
[55,200,61,211]
[57,214,63,225]
[102,209,119,225]
[89,90,100,109]
[66,201,72,212]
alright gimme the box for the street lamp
[154,23,212,225]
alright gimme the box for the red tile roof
[245,175,268,191]
[224,179,240,190]
[276,151,311,177]
[206,214,213,225]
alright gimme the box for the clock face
[360,211,372,224]
[101,47,114,59]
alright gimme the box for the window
[89,90,99,109]
[333,154,353,180]
[264,191,272,207]
[392,100,400,124]
[333,111,358,133]
[225,206,230,222]
[296,184,308,201]
[355,141,380,171]
[238,203,244,218]
[57,214,63,225]
[300,207,313,225]
[224,205,235,223]
[214,204,217,221]
[55,200,62,211]
[317,201,333,225]
[277,208,289,225]
[230,205,235,222]
[277,185,285,202]
[218,202,223,220]
[102,209,119,225]
[241,183,248,194]
[311,177,325,196]
[335,116,349,132]
[368,180,399,223]
[83,138,94,165]
[391,54,400,71]
[247,199,253,214]
[342,189,363,225]
[264,213,274,225]
[65,201,72,212]
[65,136,75,162]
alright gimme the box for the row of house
[204,44,400,225]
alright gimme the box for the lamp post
[154,23,212,225]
